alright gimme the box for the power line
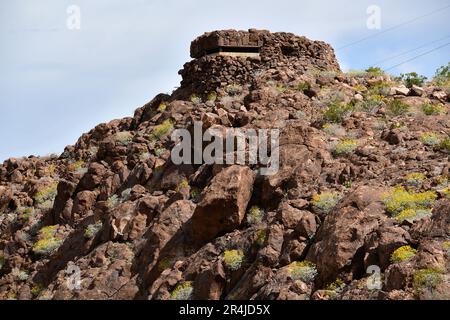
[370,35,450,66]
[337,4,450,51]
[384,42,450,71]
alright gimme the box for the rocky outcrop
[0,29,449,300]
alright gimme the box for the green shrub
[323,101,354,123]
[246,206,265,224]
[388,100,410,116]
[420,132,441,146]
[443,241,450,255]
[32,226,63,256]
[322,123,346,136]
[390,245,417,263]
[157,103,167,112]
[207,92,217,102]
[171,282,194,300]
[67,160,87,175]
[334,139,358,156]
[254,229,267,247]
[382,186,437,217]
[223,249,244,271]
[34,182,58,206]
[225,83,242,96]
[150,120,174,140]
[189,187,201,202]
[439,137,450,153]
[365,67,385,77]
[12,268,29,281]
[422,103,446,116]
[357,94,384,113]
[433,62,450,85]
[190,94,202,104]
[106,195,119,208]
[413,268,444,291]
[175,179,189,193]
[84,221,102,239]
[297,82,310,92]
[287,261,318,283]
[404,172,427,187]
[115,131,133,146]
[399,72,427,88]
[312,191,342,214]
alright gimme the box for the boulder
[191,165,255,243]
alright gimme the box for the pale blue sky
[1,0,449,161]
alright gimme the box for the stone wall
[175,29,341,99]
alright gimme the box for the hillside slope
[0,30,449,300]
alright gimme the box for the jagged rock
[307,186,386,284]
[191,165,255,244]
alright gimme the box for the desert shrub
[115,131,133,146]
[32,225,63,256]
[323,101,354,123]
[420,132,441,146]
[189,187,201,202]
[322,123,346,136]
[312,192,342,214]
[443,241,450,255]
[442,187,450,198]
[357,94,384,113]
[388,100,410,116]
[287,261,318,283]
[398,72,427,88]
[390,245,417,263]
[404,172,427,187]
[422,103,446,116]
[334,139,358,156]
[30,285,42,298]
[34,182,58,206]
[11,268,29,281]
[365,66,385,77]
[157,103,167,112]
[207,92,217,102]
[396,209,432,224]
[246,206,265,224]
[275,83,287,93]
[225,83,243,96]
[158,256,175,271]
[47,164,56,176]
[383,186,437,219]
[139,151,151,162]
[175,179,189,193]
[154,147,166,157]
[223,250,244,271]
[17,206,34,224]
[439,137,450,153]
[346,70,367,77]
[254,229,267,246]
[297,82,310,92]
[190,94,201,104]
[106,195,119,208]
[150,120,174,140]
[413,268,444,292]
[366,81,392,96]
[433,62,450,85]
[171,282,193,300]
[67,160,87,174]
[84,221,102,239]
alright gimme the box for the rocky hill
[0,29,449,300]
